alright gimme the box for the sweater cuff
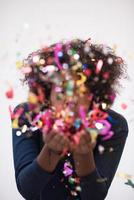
[80,168,101,183]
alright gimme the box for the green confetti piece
[125,179,134,188]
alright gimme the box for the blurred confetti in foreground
[116,172,134,189]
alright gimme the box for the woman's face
[50,74,91,117]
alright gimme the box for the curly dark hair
[21,38,127,111]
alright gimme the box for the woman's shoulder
[107,108,129,137]
[13,102,44,148]
[13,102,30,113]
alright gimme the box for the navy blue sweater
[12,103,128,200]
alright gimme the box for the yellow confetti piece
[16,60,23,68]
[72,62,82,71]
[112,44,117,52]
[86,128,99,143]
[79,84,87,93]
[22,124,28,133]
[76,72,87,86]
[37,120,43,128]
[116,172,133,180]
[28,92,38,104]
[12,118,19,128]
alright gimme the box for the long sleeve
[12,103,56,200]
[79,110,129,200]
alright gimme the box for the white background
[0,0,134,199]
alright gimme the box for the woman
[12,38,128,200]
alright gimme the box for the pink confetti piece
[96,60,103,74]
[54,43,63,70]
[9,105,24,119]
[121,103,127,110]
[21,66,32,74]
[96,119,114,140]
[63,162,73,177]
[79,105,89,128]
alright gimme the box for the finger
[43,130,56,143]
[91,141,97,149]
[71,132,81,145]
[84,132,92,141]
[80,145,90,154]
[80,137,92,151]
[49,134,65,152]
[64,137,70,149]
[69,140,76,152]
[59,137,70,153]
[75,139,91,154]
[42,125,50,135]
[80,132,91,144]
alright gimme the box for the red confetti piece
[5,86,14,99]
[83,68,92,76]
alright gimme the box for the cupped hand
[70,130,95,155]
[42,126,70,156]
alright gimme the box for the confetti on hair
[54,43,63,70]
[76,72,87,86]
[96,59,103,74]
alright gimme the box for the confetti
[96,119,114,141]
[98,145,105,154]
[54,43,63,70]
[21,66,32,74]
[116,172,132,180]
[21,124,28,133]
[5,85,14,99]
[121,103,128,110]
[16,130,22,136]
[28,92,38,104]
[73,54,80,60]
[96,60,103,74]
[12,118,19,129]
[96,177,107,183]
[63,161,73,177]
[33,55,40,63]
[76,73,87,86]
[16,60,23,68]
[125,179,134,188]
[107,57,113,65]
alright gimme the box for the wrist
[45,144,64,158]
[37,145,61,173]
[73,151,96,177]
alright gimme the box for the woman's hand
[70,130,92,154]
[42,126,70,157]
[70,130,96,177]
